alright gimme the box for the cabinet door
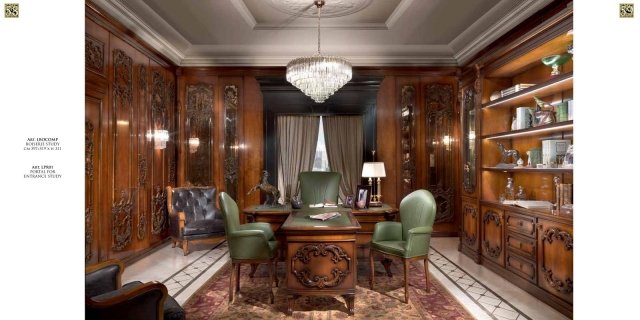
[537,219,573,303]
[481,206,504,266]
[461,199,479,251]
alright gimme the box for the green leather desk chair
[219,192,280,304]
[298,171,342,205]
[369,189,436,303]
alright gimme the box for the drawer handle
[518,221,523,226]
[518,243,523,248]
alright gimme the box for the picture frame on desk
[355,185,371,209]
[343,194,354,208]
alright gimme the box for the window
[312,116,330,171]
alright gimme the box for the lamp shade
[361,162,386,178]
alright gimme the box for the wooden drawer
[505,212,536,237]
[505,232,536,260]
[506,251,536,283]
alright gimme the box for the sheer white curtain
[323,115,364,202]
[276,115,320,203]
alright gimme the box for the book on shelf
[515,107,533,130]
[309,212,341,221]
[567,99,573,121]
[542,139,571,166]
[500,84,535,97]
[502,200,553,209]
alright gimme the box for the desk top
[281,208,361,232]
[243,203,398,215]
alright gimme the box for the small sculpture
[247,170,281,207]
[563,144,574,167]
[516,186,527,200]
[505,177,515,201]
[533,96,556,126]
[496,143,520,167]
[541,53,572,76]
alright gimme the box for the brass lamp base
[369,201,383,207]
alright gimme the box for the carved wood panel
[185,83,214,186]
[291,243,352,288]
[151,185,167,235]
[425,84,454,223]
[461,200,478,249]
[85,34,105,76]
[85,92,103,264]
[537,219,573,303]
[224,85,239,199]
[400,85,416,198]
[481,207,504,266]
[112,190,134,251]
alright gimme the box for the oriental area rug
[184,258,474,319]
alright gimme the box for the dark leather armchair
[219,192,279,304]
[369,189,437,303]
[166,186,226,255]
[298,171,342,205]
[85,259,185,320]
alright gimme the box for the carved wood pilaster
[462,86,476,194]
[400,85,416,198]
[151,71,166,129]
[85,120,95,262]
[151,185,167,235]
[137,211,146,240]
[186,83,214,186]
[112,190,134,251]
[113,49,132,110]
[224,85,239,199]
[462,204,477,246]
[138,155,147,187]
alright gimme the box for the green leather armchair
[298,171,342,205]
[369,189,436,303]
[219,192,279,304]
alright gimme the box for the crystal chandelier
[286,0,352,103]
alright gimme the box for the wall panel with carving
[85,11,176,264]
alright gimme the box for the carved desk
[280,208,361,315]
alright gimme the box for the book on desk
[309,212,341,221]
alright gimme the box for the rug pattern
[184,258,474,319]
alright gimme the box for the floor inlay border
[162,241,229,297]
[428,247,532,320]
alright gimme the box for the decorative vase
[541,53,572,76]
[291,196,303,209]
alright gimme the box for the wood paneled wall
[85,5,176,265]
[372,70,461,236]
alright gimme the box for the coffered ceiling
[92,0,554,66]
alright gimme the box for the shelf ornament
[496,143,519,168]
[533,96,556,126]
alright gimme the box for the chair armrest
[238,222,275,240]
[228,230,273,260]
[85,259,124,296]
[372,221,402,242]
[405,226,433,257]
[86,282,167,320]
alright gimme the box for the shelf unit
[458,2,574,317]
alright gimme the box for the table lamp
[362,162,386,207]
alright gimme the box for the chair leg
[403,259,409,304]
[369,248,375,289]
[424,258,429,292]
[274,259,279,288]
[182,240,189,256]
[229,262,236,303]
[171,240,176,248]
[235,263,241,292]
[268,261,275,304]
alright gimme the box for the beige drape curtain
[323,115,364,202]
[276,115,320,204]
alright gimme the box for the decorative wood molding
[542,227,573,251]
[462,86,476,194]
[483,210,501,226]
[139,65,147,91]
[473,64,482,94]
[426,83,454,223]
[137,211,146,240]
[462,204,477,246]
[483,240,501,258]
[85,120,95,261]
[151,70,166,127]
[542,266,573,294]
[138,155,147,187]
[400,85,416,198]
[186,83,214,186]
[151,185,167,235]
[169,159,177,185]
[112,190,134,251]
[85,34,104,75]
[291,244,351,288]
[167,80,175,110]
[85,121,95,181]
[224,85,239,199]
[482,210,501,258]
[85,206,94,262]
[113,49,133,109]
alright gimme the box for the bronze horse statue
[248,170,281,207]
[497,143,520,165]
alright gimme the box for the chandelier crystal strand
[286,0,352,103]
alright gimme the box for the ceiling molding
[385,0,414,29]
[180,55,457,67]
[92,0,186,65]
[252,22,389,30]
[452,0,554,66]
[230,0,257,29]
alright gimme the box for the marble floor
[123,237,569,320]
